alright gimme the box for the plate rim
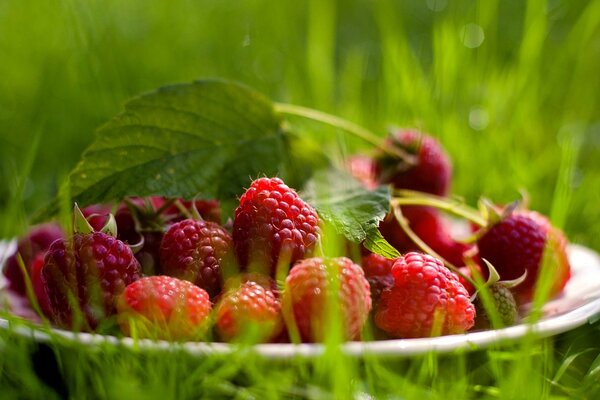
[1,242,600,358]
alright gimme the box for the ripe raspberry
[477,211,570,303]
[376,130,452,196]
[347,154,380,190]
[282,257,372,342]
[3,223,64,295]
[374,252,475,338]
[379,206,471,267]
[160,219,234,298]
[42,232,141,330]
[233,177,319,276]
[361,253,396,305]
[215,281,283,342]
[474,283,518,329]
[30,253,53,317]
[117,276,212,341]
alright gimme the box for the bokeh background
[1,0,599,249]
[1,1,600,398]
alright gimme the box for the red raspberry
[30,253,53,317]
[282,257,372,342]
[477,211,570,303]
[233,177,319,276]
[374,252,475,338]
[347,154,380,190]
[41,232,141,330]
[361,253,396,305]
[215,281,283,342]
[117,276,212,341]
[379,206,471,267]
[160,219,234,298]
[376,130,452,196]
[3,223,64,295]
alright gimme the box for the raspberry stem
[274,103,417,163]
[392,190,487,227]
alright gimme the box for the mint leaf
[305,170,399,258]
[67,79,285,210]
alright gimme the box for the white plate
[1,240,600,358]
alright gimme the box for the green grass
[1,0,600,398]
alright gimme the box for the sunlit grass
[1,0,600,398]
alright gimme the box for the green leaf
[363,228,401,259]
[52,79,286,215]
[305,170,398,258]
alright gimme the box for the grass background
[1,0,599,398]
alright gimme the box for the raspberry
[361,253,396,305]
[282,257,372,342]
[3,223,64,295]
[215,281,283,342]
[233,177,319,276]
[30,253,53,317]
[474,283,518,329]
[42,232,141,330]
[376,130,452,196]
[117,276,212,341]
[477,211,570,303]
[379,206,471,266]
[347,154,380,190]
[374,252,475,338]
[160,219,234,298]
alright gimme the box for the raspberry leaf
[42,80,286,218]
[305,170,399,258]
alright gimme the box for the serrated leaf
[304,170,397,258]
[46,79,286,217]
[363,228,401,258]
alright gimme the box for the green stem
[392,205,474,286]
[393,190,487,227]
[274,102,415,162]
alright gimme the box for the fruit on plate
[215,280,283,343]
[375,129,452,196]
[3,223,64,295]
[374,252,475,338]
[379,205,471,267]
[233,177,320,277]
[477,210,571,303]
[282,257,372,342]
[41,206,141,330]
[117,275,212,341]
[360,253,396,306]
[474,282,519,329]
[160,218,234,298]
